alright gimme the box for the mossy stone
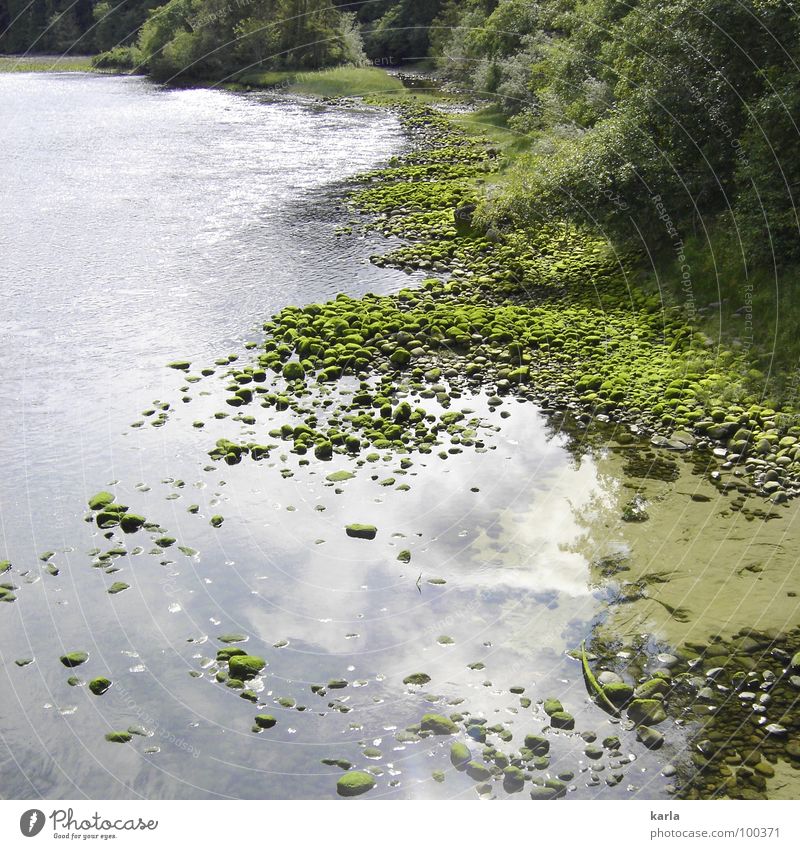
[549,711,575,730]
[120,514,146,533]
[403,672,431,686]
[60,651,88,668]
[254,714,277,729]
[89,677,111,695]
[450,741,471,768]
[523,734,550,756]
[420,713,458,734]
[210,515,224,528]
[228,655,266,680]
[337,771,376,797]
[105,731,132,743]
[466,761,492,781]
[88,492,115,511]
[543,698,563,716]
[345,524,377,540]
[282,361,305,381]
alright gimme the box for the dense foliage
[0,0,157,53]
[432,0,800,266]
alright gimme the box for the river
[1,73,797,801]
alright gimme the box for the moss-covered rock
[120,513,146,533]
[88,492,115,510]
[228,655,266,680]
[336,770,376,797]
[549,711,575,730]
[60,651,89,668]
[89,677,111,695]
[403,672,431,686]
[420,713,458,734]
[254,714,277,729]
[523,734,550,756]
[345,523,377,540]
[450,741,471,768]
[105,731,132,743]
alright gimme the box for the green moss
[167,360,191,370]
[60,651,89,668]
[107,582,129,595]
[254,714,277,729]
[210,515,224,528]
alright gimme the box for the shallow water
[1,74,797,800]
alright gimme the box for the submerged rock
[636,726,664,749]
[627,698,667,726]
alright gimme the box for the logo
[19,810,46,837]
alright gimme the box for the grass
[235,66,405,98]
[450,105,530,157]
[0,54,95,72]
[638,226,800,405]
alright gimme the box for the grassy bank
[0,55,96,73]
[235,66,405,98]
